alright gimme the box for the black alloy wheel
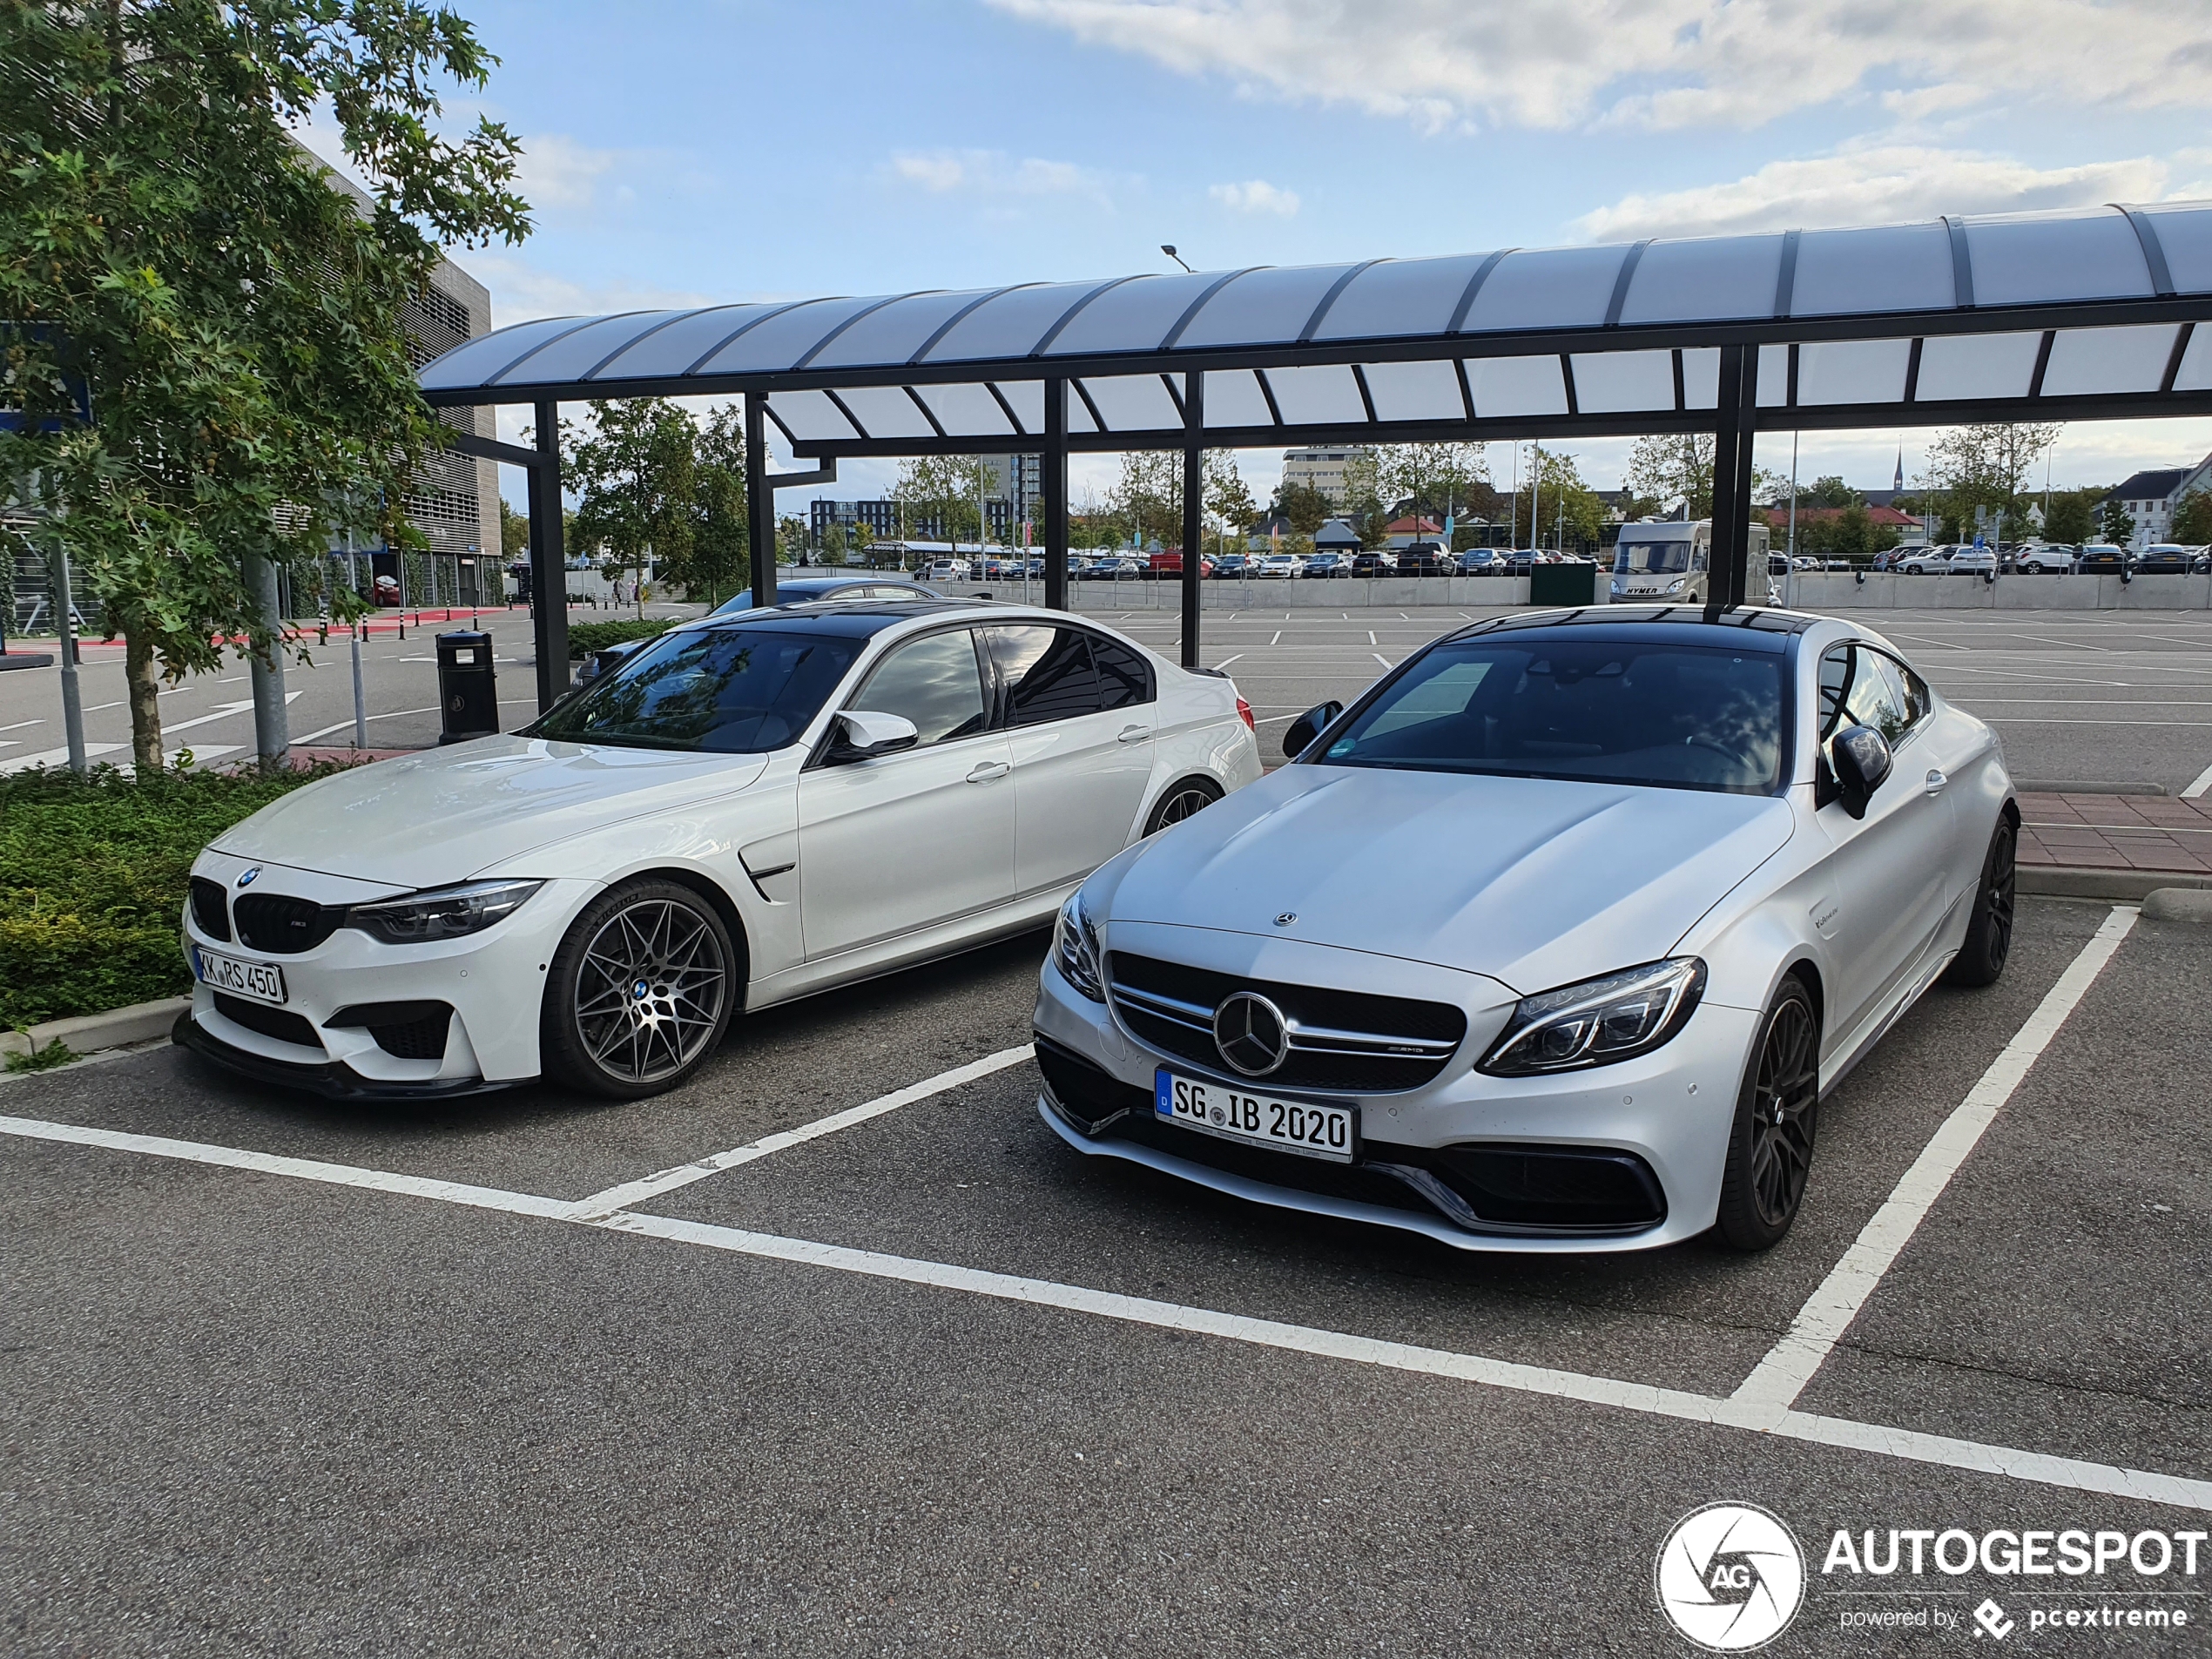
[1941,819,2017,988]
[1143,777,1223,836]
[543,879,736,1099]
[1716,979,1820,1251]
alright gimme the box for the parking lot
[4,601,2211,1655]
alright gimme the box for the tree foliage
[1271,480,1332,535]
[2169,489,2212,546]
[1624,434,1717,519]
[1369,442,1490,524]
[1914,423,2064,536]
[564,399,694,613]
[681,402,748,601]
[0,0,529,768]
[2040,487,2102,545]
[2101,497,2136,545]
[1511,448,1605,550]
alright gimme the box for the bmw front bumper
[1032,924,1760,1254]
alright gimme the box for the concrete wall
[1779,572,2212,610]
[1062,576,1533,611]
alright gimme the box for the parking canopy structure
[419,202,2212,705]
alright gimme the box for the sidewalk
[2017,791,2212,887]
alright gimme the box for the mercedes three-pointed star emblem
[1213,990,1291,1077]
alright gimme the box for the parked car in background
[1302,552,1352,579]
[1257,553,1305,578]
[2134,543,2195,574]
[1897,545,1953,575]
[1147,551,1214,581]
[920,558,972,583]
[1947,546,1997,577]
[2014,544,2077,574]
[1351,550,1397,579]
[2075,544,2129,574]
[1456,547,1505,576]
[1212,554,1251,580]
[1398,543,1458,577]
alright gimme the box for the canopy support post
[1044,376,1069,610]
[747,393,777,608]
[528,399,569,713]
[1707,345,1759,612]
[1180,372,1204,670]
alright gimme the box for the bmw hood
[210,736,770,889]
[1099,765,1795,994]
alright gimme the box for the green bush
[566,618,675,658]
[0,763,344,1027]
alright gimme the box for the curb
[2143,887,2212,924]
[2019,867,2212,901]
[2,996,192,1059]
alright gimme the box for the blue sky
[354,0,2212,509]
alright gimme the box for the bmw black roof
[1446,605,1818,652]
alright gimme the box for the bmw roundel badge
[236,867,261,887]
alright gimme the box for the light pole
[1162,245,1194,273]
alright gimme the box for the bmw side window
[1089,633,1155,708]
[852,630,988,746]
[986,625,1103,726]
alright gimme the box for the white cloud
[888,149,1123,202]
[1575,145,2176,241]
[513,133,617,211]
[1209,179,1299,216]
[985,0,2212,132]
[465,252,723,327]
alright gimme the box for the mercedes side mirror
[1829,723,1892,819]
[829,709,919,763]
[1283,700,1344,760]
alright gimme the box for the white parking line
[0,1103,2205,1513]
[1731,905,2138,1411]
[565,1044,1034,1217]
[2184,763,2212,800]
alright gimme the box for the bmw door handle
[966,760,1011,784]
[1116,725,1152,745]
[1925,767,1948,796]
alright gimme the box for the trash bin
[435,629,498,745]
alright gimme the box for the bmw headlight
[1053,893,1106,1001]
[347,879,543,945]
[1479,957,1705,1076]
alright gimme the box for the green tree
[2168,489,2212,546]
[1271,480,1332,535]
[1203,452,1256,558]
[499,497,530,560]
[1804,475,1857,509]
[565,399,697,617]
[1624,434,1716,519]
[2101,497,2136,545]
[2040,488,2101,545]
[0,0,528,769]
[1512,448,1604,550]
[1109,451,1181,549]
[675,401,747,603]
[1915,422,2064,533]
[893,455,990,545]
[1372,442,1489,526]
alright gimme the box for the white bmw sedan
[1034,608,2017,1253]
[178,602,1260,1099]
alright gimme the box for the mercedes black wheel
[1941,818,2017,988]
[542,879,737,1099]
[1143,777,1223,836]
[1715,978,1820,1251]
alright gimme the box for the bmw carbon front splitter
[172,1011,521,1102]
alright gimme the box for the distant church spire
[1893,446,1905,492]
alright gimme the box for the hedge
[0,764,342,1027]
[566,618,676,658]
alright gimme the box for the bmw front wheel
[542,879,737,1099]
[1143,777,1223,836]
[1715,979,1819,1251]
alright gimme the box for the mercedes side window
[1828,644,1910,745]
[986,625,1104,726]
[852,629,988,746]
[1089,632,1154,709]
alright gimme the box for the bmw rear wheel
[1715,978,1819,1251]
[543,879,736,1099]
[1143,776,1223,836]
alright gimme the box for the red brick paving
[2016,792,2212,875]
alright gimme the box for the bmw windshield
[529,627,859,752]
[1313,635,1787,794]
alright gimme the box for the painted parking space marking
[565,1044,1035,1218]
[1731,905,2138,1411]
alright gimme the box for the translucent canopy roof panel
[421,202,2212,444]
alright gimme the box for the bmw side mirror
[1829,723,1892,819]
[1283,700,1344,760]
[829,709,919,763]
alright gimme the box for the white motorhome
[1609,519,1770,604]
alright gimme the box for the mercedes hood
[1098,765,1795,994]
[211,736,770,889]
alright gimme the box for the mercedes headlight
[347,879,543,945]
[1053,893,1105,1001]
[1479,958,1705,1076]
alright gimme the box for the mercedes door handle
[1116,725,1152,744]
[1925,767,1948,795]
[966,760,1011,784]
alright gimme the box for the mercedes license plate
[194,947,287,1007]
[1155,1069,1355,1163]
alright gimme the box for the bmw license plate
[193,947,287,1007]
[1155,1069,1356,1163]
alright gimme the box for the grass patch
[567,618,675,658]
[5,1038,75,1073]
[0,763,346,1027]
